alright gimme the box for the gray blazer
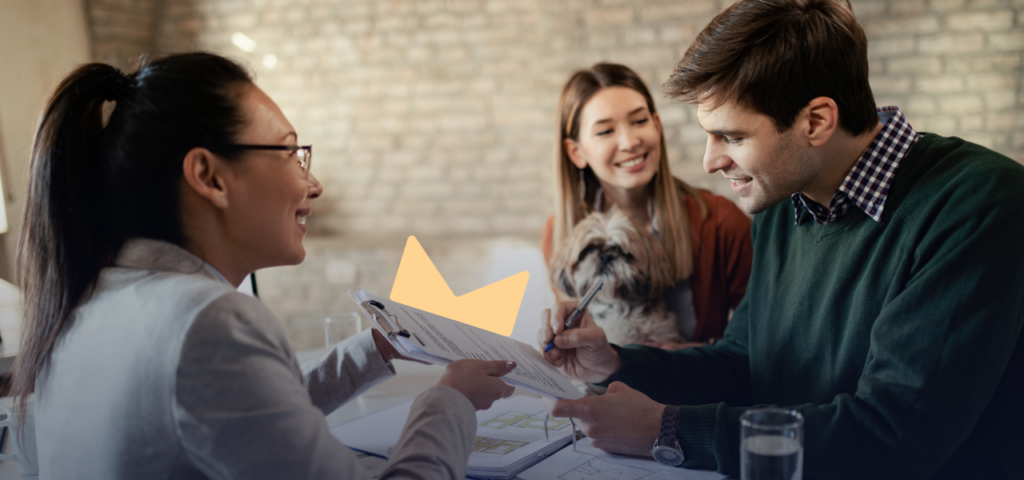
[35,239,475,479]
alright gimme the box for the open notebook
[349,288,583,400]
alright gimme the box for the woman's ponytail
[8,63,131,440]
[10,54,252,436]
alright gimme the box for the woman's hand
[371,328,402,363]
[436,359,518,410]
[370,328,430,365]
[537,300,622,384]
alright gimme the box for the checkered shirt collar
[791,106,920,225]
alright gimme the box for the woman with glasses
[13,52,516,479]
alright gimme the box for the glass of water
[324,312,363,350]
[740,408,804,480]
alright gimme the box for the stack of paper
[333,396,574,479]
[349,289,583,400]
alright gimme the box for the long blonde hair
[553,63,707,281]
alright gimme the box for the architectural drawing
[481,411,571,431]
[558,457,656,480]
[473,436,530,455]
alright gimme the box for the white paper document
[517,437,727,480]
[350,288,584,400]
[333,396,574,479]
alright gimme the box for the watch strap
[658,404,680,446]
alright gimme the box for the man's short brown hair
[665,0,877,135]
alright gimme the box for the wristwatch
[651,404,685,466]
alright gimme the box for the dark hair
[12,53,252,426]
[554,63,706,282]
[664,0,877,135]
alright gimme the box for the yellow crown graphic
[389,236,529,336]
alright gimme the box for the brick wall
[88,0,1024,241]
[860,0,1023,158]
[84,0,1024,349]
[86,0,162,70]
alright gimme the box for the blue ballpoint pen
[544,279,603,353]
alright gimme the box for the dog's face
[551,206,675,304]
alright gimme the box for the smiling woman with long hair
[12,52,515,480]
[542,63,753,349]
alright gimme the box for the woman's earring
[220,197,228,206]
[578,169,586,208]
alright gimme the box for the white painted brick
[944,53,1022,73]
[868,37,917,59]
[887,56,942,75]
[914,115,958,133]
[948,10,1014,32]
[986,91,1018,111]
[939,94,985,114]
[852,1,888,17]
[989,32,1024,52]
[640,2,715,21]
[916,76,965,94]
[987,112,1018,130]
[919,33,985,54]
[864,16,941,35]
[660,24,697,44]
[871,75,913,95]
[928,0,967,11]
[584,7,635,27]
[892,0,927,14]
[961,114,984,131]
[907,95,939,115]
[624,28,657,46]
[966,73,1018,92]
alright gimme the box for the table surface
[0,348,526,478]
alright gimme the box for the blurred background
[0,0,1021,350]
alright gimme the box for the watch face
[652,445,684,466]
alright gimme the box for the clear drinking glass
[324,311,363,350]
[740,408,804,480]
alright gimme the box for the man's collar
[791,106,920,225]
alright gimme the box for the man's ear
[804,97,839,147]
[182,148,230,209]
[564,138,588,169]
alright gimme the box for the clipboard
[349,289,584,400]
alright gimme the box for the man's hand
[546,382,664,456]
[537,300,622,383]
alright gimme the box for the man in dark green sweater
[537,1,1024,479]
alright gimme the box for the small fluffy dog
[550,206,681,347]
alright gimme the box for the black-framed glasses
[208,144,312,175]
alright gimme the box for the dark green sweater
[604,134,1024,479]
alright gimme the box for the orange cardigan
[541,191,753,342]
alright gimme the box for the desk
[0,351,503,478]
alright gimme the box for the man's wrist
[651,404,684,466]
[595,345,623,383]
[649,403,667,448]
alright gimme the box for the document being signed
[350,288,584,400]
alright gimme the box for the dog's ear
[557,269,577,298]
[550,242,577,298]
